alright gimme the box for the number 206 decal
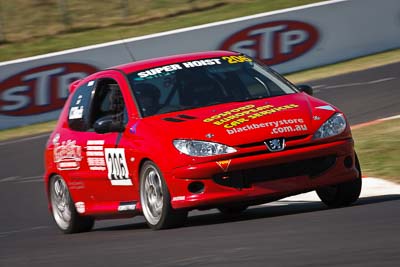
[221,55,252,64]
[104,148,132,186]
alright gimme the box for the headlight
[173,139,237,157]
[313,113,347,139]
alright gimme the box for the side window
[89,79,127,129]
[68,81,95,131]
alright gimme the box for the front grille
[237,135,309,148]
[213,155,336,189]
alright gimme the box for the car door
[68,71,139,207]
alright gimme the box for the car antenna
[119,32,137,62]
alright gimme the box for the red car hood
[140,93,340,146]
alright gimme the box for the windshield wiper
[234,94,288,102]
[234,96,267,102]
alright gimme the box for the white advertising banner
[1,0,399,129]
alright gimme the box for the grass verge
[286,48,400,83]
[352,118,400,183]
[0,0,321,62]
[0,121,56,142]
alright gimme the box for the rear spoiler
[68,79,82,94]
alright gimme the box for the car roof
[112,50,240,74]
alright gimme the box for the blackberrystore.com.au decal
[226,118,308,135]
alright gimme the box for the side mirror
[297,84,313,96]
[94,117,125,134]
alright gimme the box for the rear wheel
[140,161,188,230]
[50,175,94,234]
[316,154,362,208]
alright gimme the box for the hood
[139,93,339,146]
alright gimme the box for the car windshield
[127,55,298,117]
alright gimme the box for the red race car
[44,51,362,233]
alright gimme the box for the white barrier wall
[1,0,399,129]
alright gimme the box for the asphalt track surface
[1,63,399,266]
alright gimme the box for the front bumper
[168,138,359,209]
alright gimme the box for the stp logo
[220,20,319,65]
[0,63,98,116]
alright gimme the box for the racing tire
[316,153,362,208]
[50,175,94,234]
[218,204,248,216]
[140,161,188,230]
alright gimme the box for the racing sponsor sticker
[69,106,84,119]
[118,201,137,212]
[135,56,256,80]
[172,196,186,201]
[316,105,335,111]
[69,181,85,190]
[216,159,231,172]
[135,58,223,80]
[313,115,321,121]
[52,133,60,145]
[203,103,299,130]
[75,202,85,214]
[221,55,252,64]
[53,139,82,170]
[104,148,132,186]
[86,140,106,171]
[226,118,308,135]
[69,95,85,119]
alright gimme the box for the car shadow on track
[93,194,400,232]
[186,194,400,228]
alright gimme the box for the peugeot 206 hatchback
[44,51,362,233]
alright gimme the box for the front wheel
[140,161,188,230]
[316,154,362,208]
[50,175,94,234]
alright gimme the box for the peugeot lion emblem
[265,138,285,152]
